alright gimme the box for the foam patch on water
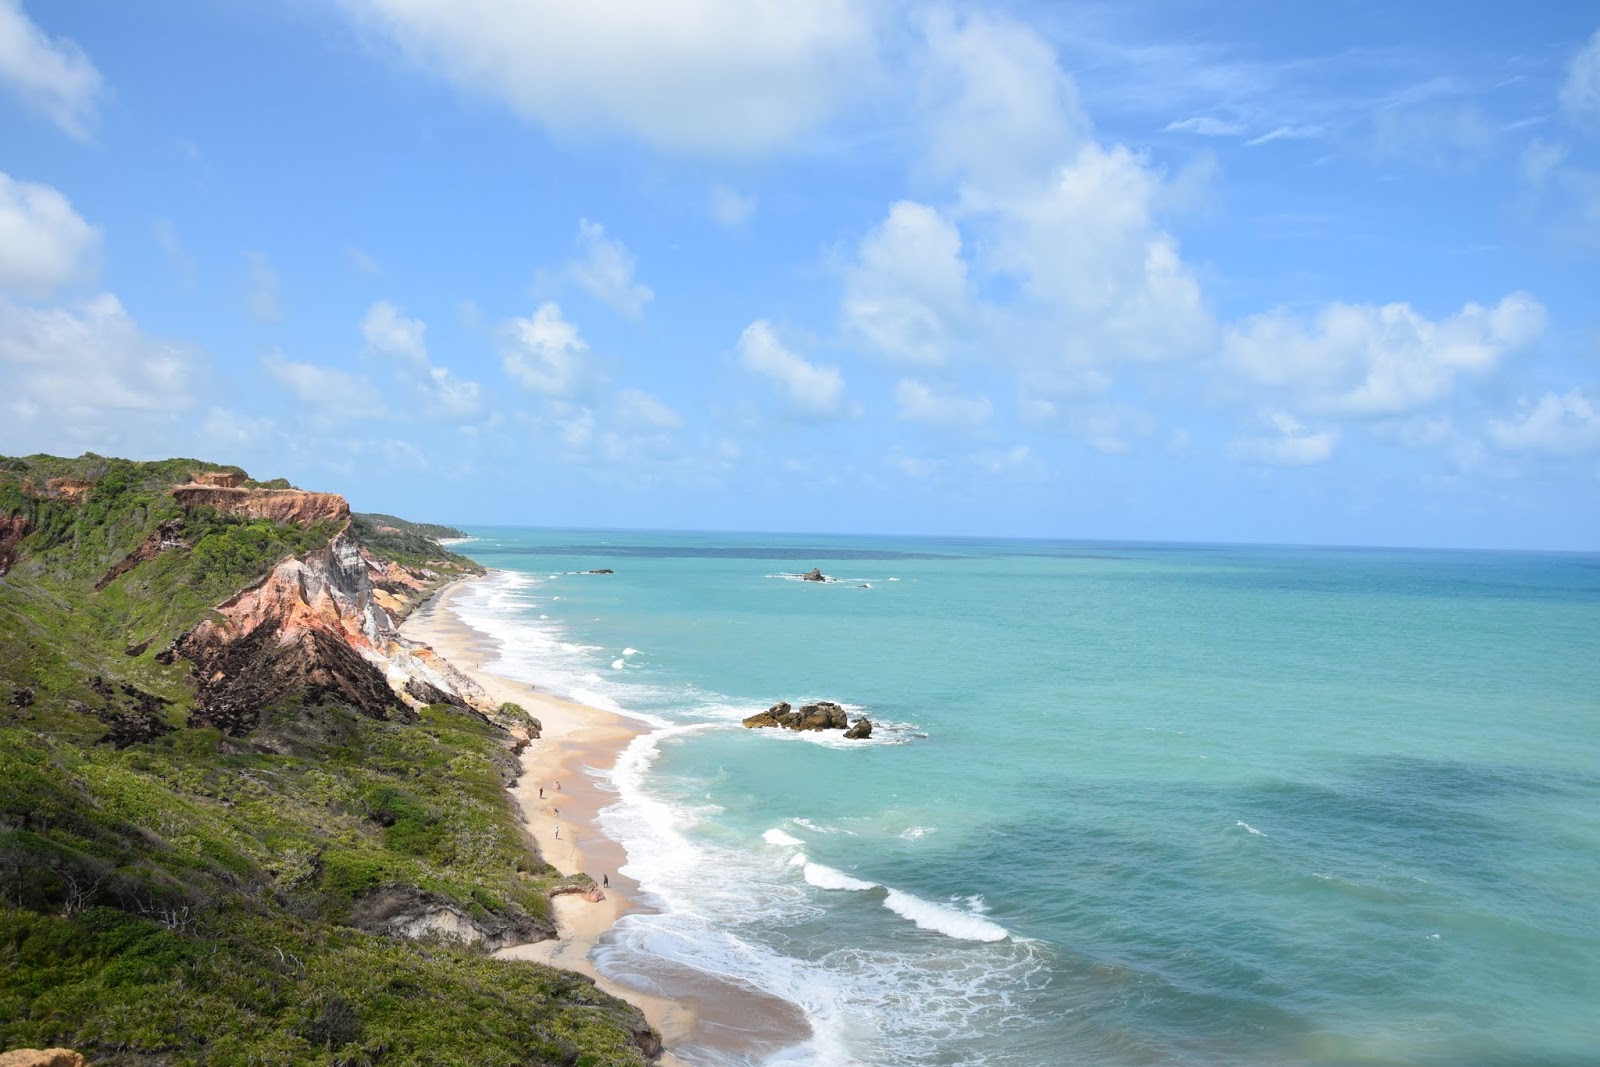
[764,828,805,847]
[623,647,641,656]
[881,889,1009,942]
[1237,820,1267,836]
[804,863,878,891]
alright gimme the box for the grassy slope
[0,455,649,1066]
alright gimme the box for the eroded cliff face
[169,492,487,733]
[0,513,31,576]
[171,484,350,526]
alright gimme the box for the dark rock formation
[743,700,863,734]
[801,567,827,582]
[95,518,186,590]
[0,513,31,577]
[844,717,873,740]
[587,568,614,574]
[179,619,403,736]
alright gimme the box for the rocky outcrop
[95,518,187,590]
[0,513,31,577]
[844,717,873,740]
[744,700,873,738]
[587,568,614,574]
[350,884,552,951]
[0,1050,88,1067]
[172,484,350,527]
[190,470,245,488]
[170,526,489,734]
[44,478,93,500]
[801,567,828,582]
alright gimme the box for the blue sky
[1,1,1597,549]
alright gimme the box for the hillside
[0,454,659,1065]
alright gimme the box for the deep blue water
[450,530,1600,1066]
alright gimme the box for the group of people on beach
[535,779,607,887]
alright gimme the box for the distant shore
[400,573,814,1066]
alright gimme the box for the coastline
[400,572,814,1066]
[399,578,697,1064]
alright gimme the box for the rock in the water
[801,567,827,582]
[744,700,863,735]
[844,717,872,740]
[588,568,614,574]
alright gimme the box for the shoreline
[399,573,811,1066]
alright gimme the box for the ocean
[447,529,1600,1067]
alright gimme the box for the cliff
[0,453,659,1065]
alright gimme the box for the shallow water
[451,530,1600,1066]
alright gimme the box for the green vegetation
[352,513,479,574]
[0,454,654,1065]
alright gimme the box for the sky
[1,1,1597,549]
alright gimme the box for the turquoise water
[450,530,1600,1066]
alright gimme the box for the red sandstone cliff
[171,484,350,526]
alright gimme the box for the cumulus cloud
[916,9,1089,192]
[0,293,203,454]
[737,319,847,417]
[1224,293,1545,417]
[339,0,876,154]
[569,220,653,318]
[1489,389,1600,454]
[262,350,387,419]
[0,171,100,296]
[503,301,591,397]
[842,13,1213,414]
[0,0,102,139]
[1561,28,1600,128]
[893,378,991,428]
[359,300,481,419]
[1227,412,1338,466]
[844,201,972,365]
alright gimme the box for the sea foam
[804,862,878,891]
[763,828,805,847]
[881,889,1009,942]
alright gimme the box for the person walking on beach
[602,874,609,888]
[538,786,544,798]
[554,826,560,839]
[555,780,561,791]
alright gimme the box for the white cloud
[1244,123,1324,147]
[360,300,481,418]
[339,0,876,154]
[1489,389,1600,454]
[844,201,972,365]
[244,251,280,323]
[893,378,991,428]
[0,0,102,139]
[737,319,847,417]
[1163,116,1243,137]
[569,219,653,318]
[1560,29,1600,128]
[1224,293,1545,417]
[0,171,99,296]
[709,184,756,228]
[1227,411,1338,466]
[917,9,1089,192]
[615,387,683,430]
[503,301,591,397]
[262,350,386,418]
[0,293,203,454]
[361,299,428,365]
[977,142,1213,379]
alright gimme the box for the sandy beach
[400,574,810,1066]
